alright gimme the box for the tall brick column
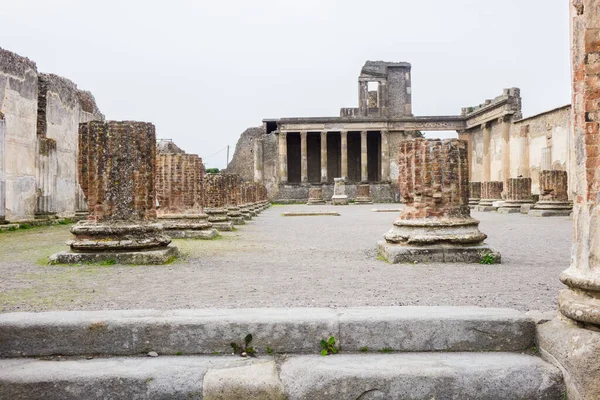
[378,139,499,264]
[476,181,503,212]
[156,152,217,239]
[50,121,177,264]
[498,177,533,214]
[529,170,572,217]
[468,182,481,209]
[223,174,244,225]
[203,174,234,231]
[537,3,600,398]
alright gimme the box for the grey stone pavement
[0,204,571,313]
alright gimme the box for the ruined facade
[228,61,572,203]
[0,47,104,222]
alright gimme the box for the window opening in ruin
[367,81,379,109]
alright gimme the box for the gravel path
[0,205,571,313]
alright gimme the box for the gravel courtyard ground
[0,204,571,313]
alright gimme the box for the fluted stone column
[529,170,572,217]
[468,182,482,209]
[203,174,234,231]
[300,131,308,183]
[381,130,390,182]
[253,138,264,184]
[540,147,552,171]
[355,184,373,204]
[482,122,491,182]
[517,126,531,177]
[156,153,218,239]
[224,174,245,225]
[378,139,499,264]
[361,130,368,182]
[341,130,348,179]
[320,131,328,183]
[498,177,533,214]
[537,4,600,398]
[50,121,177,264]
[476,181,503,212]
[279,132,288,184]
[307,187,325,205]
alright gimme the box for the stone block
[211,221,234,231]
[377,240,500,264]
[167,229,219,239]
[520,203,535,214]
[529,209,572,217]
[538,317,600,400]
[203,359,285,400]
[49,246,178,265]
[497,207,522,214]
[279,353,564,400]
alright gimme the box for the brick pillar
[498,177,533,214]
[477,181,503,211]
[307,187,325,205]
[355,184,373,204]
[238,183,252,220]
[378,138,499,264]
[155,152,217,239]
[300,131,308,183]
[341,131,348,179]
[50,121,177,264]
[320,131,328,183]
[529,170,572,217]
[223,174,244,225]
[381,130,390,182]
[203,174,233,231]
[468,182,482,208]
[279,132,288,184]
[360,130,368,182]
[537,5,600,398]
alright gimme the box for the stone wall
[225,126,265,182]
[0,47,103,221]
[511,105,570,195]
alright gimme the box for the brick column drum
[156,153,218,239]
[223,174,245,225]
[355,184,373,204]
[498,177,533,214]
[307,186,325,205]
[476,181,503,212]
[50,121,178,264]
[529,170,572,217]
[378,139,499,264]
[468,182,481,209]
[537,3,600,398]
[238,184,252,221]
[203,174,234,231]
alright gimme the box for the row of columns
[279,130,390,184]
[478,116,512,188]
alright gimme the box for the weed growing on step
[378,347,393,353]
[266,346,273,355]
[98,259,116,266]
[231,334,256,357]
[320,336,339,356]
[359,346,368,352]
[480,253,496,265]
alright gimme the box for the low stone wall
[274,183,395,203]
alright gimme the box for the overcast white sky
[1,0,569,168]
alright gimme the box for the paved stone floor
[0,205,571,313]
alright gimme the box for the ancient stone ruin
[468,182,481,209]
[307,187,325,205]
[331,178,349,205]
[50,121,178,264]
[378,138,500,264]
[529,170,572,217]
[203,173,234,231]
[476,181,503,212]
[355,184,373,204]
[223,174,245,225]
[155,150,218,239]
[498,177,534,214]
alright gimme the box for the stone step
[0,307,535,357]
[0,353,564,400]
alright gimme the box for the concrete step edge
[0,353,564,400]
[0,306,536,357]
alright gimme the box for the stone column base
[167,229,219,239]
[211,221,234,231]
[307,199,326,205]
[529,202,573,217]
[158,214,219,239]
[498,201,534,214]
[537,316,600,400]
[227,207,245,225]
[355,196,373,204]
[377,241,501,264]
[474,199,501,212]
[468,198,480,209]
[49,246,179,265]
[331,195,348,205]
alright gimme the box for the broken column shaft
[476,181,503,212]
[50,121,178,264]
[468,182,481,209]
[307,187,325,205]
[156,153,217,239]
[529,170,572,217]
[377,138,499,264]
[498,177,533,214]
[203,174,234,231]
[355,184,373,204]
[224,174,244,225]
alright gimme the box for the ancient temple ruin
[227,61,572,204]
